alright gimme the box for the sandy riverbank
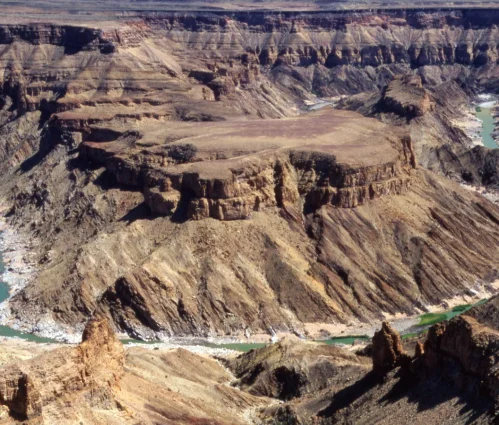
[450,95,499,149]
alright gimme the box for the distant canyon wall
[149,9,499,68]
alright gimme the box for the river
[0,254,56,343]
[0,249,380,350]
[476,99,498,148]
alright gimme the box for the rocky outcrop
[7,114,499,339]
[0,322,267,425]
[423,302,499,411]
[77,316,125,388]
[0,369,41,420]
[78,109,414,222]
[372,321,410,376]
[259,298,499,424]
[0,317,124,422]
[227,336,370,401]
[379,75,434,119]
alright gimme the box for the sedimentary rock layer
[1,7,499,338]
[0,317,267,424]
[261,297,499,424]
[79,108,414,220]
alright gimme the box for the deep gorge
[1,6,499,341]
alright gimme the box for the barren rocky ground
[0,297,498,424]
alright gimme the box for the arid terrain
[0,295,498,424]
[2,6,499,339]
[0,1,498,423]
[3,0,499,13]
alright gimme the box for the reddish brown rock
[372,321,411,376]
[0,368,41,420]
[381,75,434,119]
[424,315,499,405]
[415,341,425,358]
[0,317,123,422]
[227,336,370,401]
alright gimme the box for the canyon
[0,292,498,423]
[2,6,499,340]
[0,1,499,423]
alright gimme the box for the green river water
[0,255,56,343]
[0,244,382,350]
[0,246,488,352]
[476,105,498,148]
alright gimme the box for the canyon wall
[1,8,499,339]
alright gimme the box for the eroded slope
[1,9,499,339]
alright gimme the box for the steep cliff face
[0,318,267,425]
[371,321,410,376]
[143,9,499,97]
[78,109,414,221]
[147,9,499,69]
[0,317,124,423]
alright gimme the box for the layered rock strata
[227,335,370,401]
[1,8,499,339]
[5,105,499,338]
[0,317,124,422]
[261,297,499,424]
[78,108,414,221]
[0,317,267,424]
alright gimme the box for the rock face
[379,75,434,119]
[0,368,41,420]
[372,321,410,376]
[227,336,370,401]
[145,9,499,73]
[0,318,267,425]
[79,108,414,221]
[0,316,124,422]
[260,298,499,424]
[423,297,499,413]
